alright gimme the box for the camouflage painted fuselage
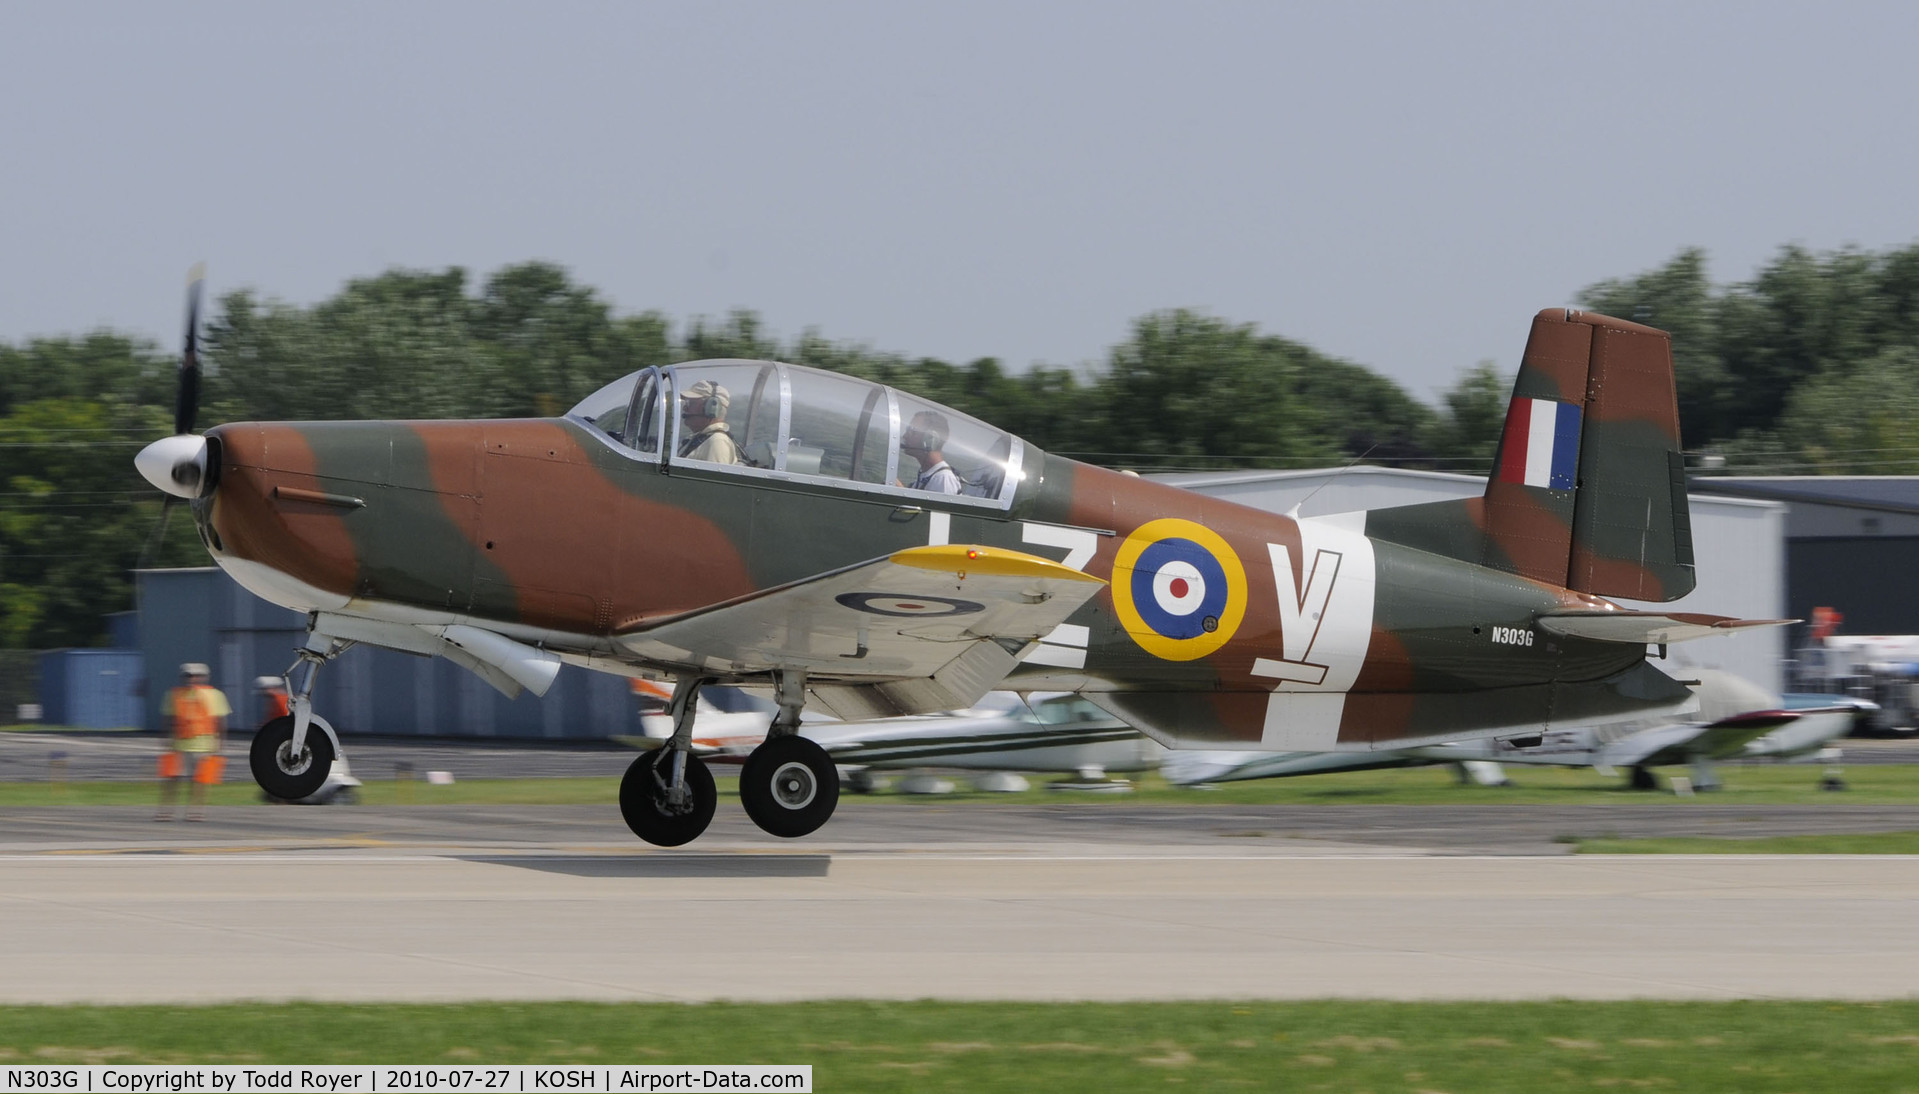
[193,408,1684,752]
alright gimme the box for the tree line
[4,241,1917,649]
[1580,244,1919,472]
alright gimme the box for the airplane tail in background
[1367,308,1696,601]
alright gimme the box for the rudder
[1366,308,1694,601]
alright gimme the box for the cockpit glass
[573,361,1024,506]
[894,391,1017,500]
[784,369,892,483]
[630,372,662,456]
[670,362,781,468]
[569,374,640,441]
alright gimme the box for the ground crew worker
[256,675,291,722]
[157,663,230,821]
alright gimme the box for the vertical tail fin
[1366,308,1695,601]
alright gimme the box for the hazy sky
[4,2,1916,399]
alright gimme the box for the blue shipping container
[38,649,146,729]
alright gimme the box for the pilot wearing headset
[902,410,961,494]
[677,380,741,465]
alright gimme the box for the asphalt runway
[5,803,1919,1003]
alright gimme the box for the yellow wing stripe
[889,544,1104,584]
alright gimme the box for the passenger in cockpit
[901,411,961,494]
[678,380,741,464]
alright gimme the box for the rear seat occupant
[902,410,961,494]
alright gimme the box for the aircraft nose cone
[135,434,210,498]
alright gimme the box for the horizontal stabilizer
[1537,611,1795,646]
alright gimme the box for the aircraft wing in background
[1594,709,1799,770]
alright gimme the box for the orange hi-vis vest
[169,685,220,753]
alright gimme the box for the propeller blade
[175,264,204,435]
[137,496,179,572]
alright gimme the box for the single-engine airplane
[136,277,1784,845]
[631,689,1163,790]
[1163,669,1857,790]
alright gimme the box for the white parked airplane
[625,688,1161,789]
[1163,670,1862,791]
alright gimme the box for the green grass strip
[4,1001,1919,1091]
[1579,830,1919,854]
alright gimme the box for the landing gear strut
[249,639,344,800]
[740,669,839,838]
[619,675,717,846]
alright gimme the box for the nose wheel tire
[620,748,716,847]
[249,715,335,800]
[740,735,839,839]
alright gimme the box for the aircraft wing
[1537,611,1796,645]
[813,717,1138,767]
[1160,748,1432,785]
[1596,709,1800,769]
[618,545,1106,718]
[1744,706,1854,761]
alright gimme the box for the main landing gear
[739,669,838,839]
[620,675,719,846]
[249,640,345,800]
[620,670,840,847]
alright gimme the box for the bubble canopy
[569,359,1028,508]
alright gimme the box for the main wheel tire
[740,735,839,838]
[1628,765,1658,791]
[249,715,335,800]
[619,748,716,847]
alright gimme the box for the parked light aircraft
[137,277,1783,845]
[636,690,1162,787]
[1163,670,1856,790]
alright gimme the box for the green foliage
[0,333,177,419]
[0,395,202,649]
[1581,241,1919,464]
[1098,310,1334,470]
[1771,346,1919,473]
[1421,360,1510,471]
[205,264,670,422]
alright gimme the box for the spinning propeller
[135,266,212,564]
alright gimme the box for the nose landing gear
[248,640,346,800]
[251,714,337,800]
[620,675,719,846]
